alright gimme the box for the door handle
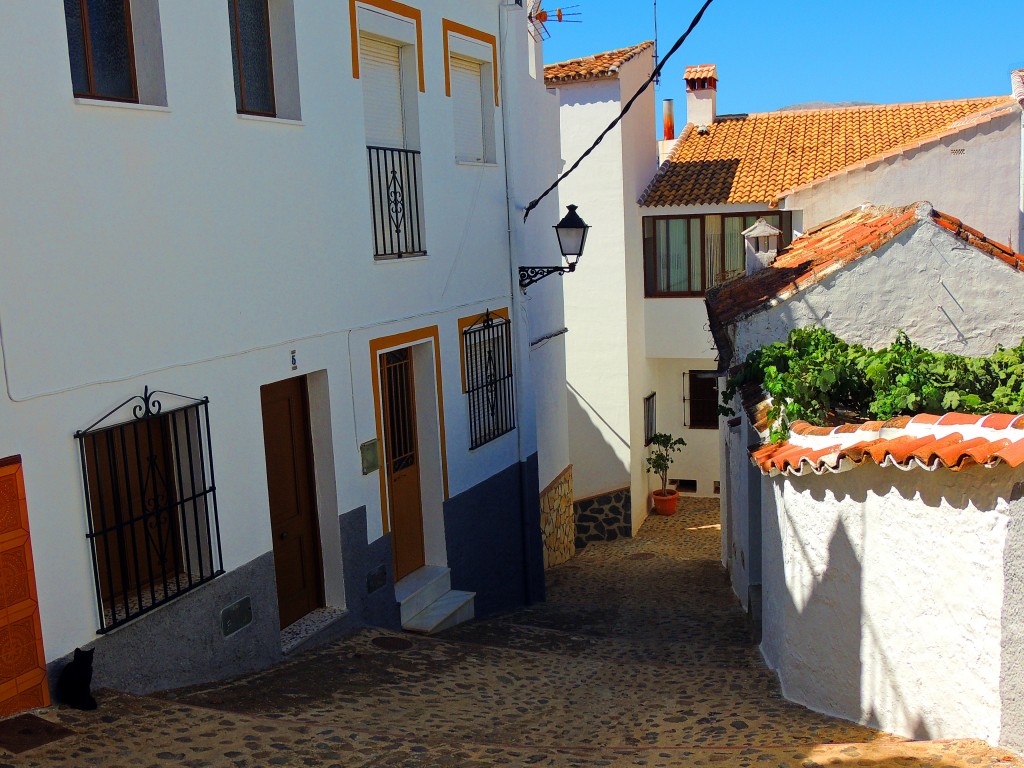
[279,531,289,540]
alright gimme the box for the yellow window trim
[369,326,448,534]
[441,19,499,106]
[350,0,425,92]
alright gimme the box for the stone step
[403,590,475,635]
[394,565,451,625]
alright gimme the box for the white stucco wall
[760,464,1017,744]
[785,112,1023,250]
[556,76,633,500]
[0,0,565,663]
[732,219,1024,365]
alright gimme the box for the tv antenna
[526,0,582,41]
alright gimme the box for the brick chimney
[684,64,717,127]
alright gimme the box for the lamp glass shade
[554,204,590,261]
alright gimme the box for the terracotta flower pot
[651,489,679,516]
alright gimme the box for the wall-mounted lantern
[518,204,590,289]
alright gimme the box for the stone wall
[574,487,631,549]
[540,465,574,568]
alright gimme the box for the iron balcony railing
[367,145,425,258]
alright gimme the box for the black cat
[55,647,97,710]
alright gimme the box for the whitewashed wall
[785,112,1023,249]
[761,464,1020,745]
[732,218,1024,365]
[557,77,633,500]
[0,0,564,663]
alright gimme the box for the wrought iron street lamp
[518,204,590,289]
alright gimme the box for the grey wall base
[443,454,545,617]
[339,505,401,631]
[1001,491,1024,751]
[574,488,631,549]
[48,552,282,696]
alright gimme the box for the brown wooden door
[381,349,425,580]
[260,377,324,629]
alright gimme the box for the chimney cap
[742,218,782,238]
[684,63,717,84]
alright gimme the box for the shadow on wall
[764,481,944,740]
[567,384,629,495]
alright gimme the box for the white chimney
[684,64,717,128]
[742,218,782,275]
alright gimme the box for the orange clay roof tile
[640,96,1016,206]
[750,413,1024,476]
[705,204,1024,328]
[544,42,654,85]
[684,64,717,81]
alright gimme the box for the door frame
[369,328,449,575]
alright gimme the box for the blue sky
[541,0,1023,116]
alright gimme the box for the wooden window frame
[65,0,140,103]
[687,373,719,430]
[228,0,277,117]
[643,211,793,298]
[643,392,656,446]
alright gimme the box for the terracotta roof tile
[544,42,654,85]
[706,204,1024,330]
[640,96,1016,206]
[751,413,1024,476]
[684,64,717,81]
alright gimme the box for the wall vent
[950,147,966,156]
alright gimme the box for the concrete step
[394,565,450,625]
[403,590,475,635]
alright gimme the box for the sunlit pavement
[9,497,1022,767]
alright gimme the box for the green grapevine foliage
[721,327,1024,442]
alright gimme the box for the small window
[228,0,275,116]
[688,373,719,430]
[643,392,656,446]
[461,312,516,448]
[76,389,224,632]
[64,0,138,101]
[451,56,485,162]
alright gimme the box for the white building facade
[0,0,569,705]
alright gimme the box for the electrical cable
[522,0,715,221]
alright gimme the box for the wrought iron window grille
[75,387,224,632]
[367,145,426,258]
[462,311,516,449]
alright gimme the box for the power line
[523,0,716,221]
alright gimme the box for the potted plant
[644,432,687,515]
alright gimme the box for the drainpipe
[498,1,545,605]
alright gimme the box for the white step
[403,589,475,635]
[395,565,451,625]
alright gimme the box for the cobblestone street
[5,498,1021,767]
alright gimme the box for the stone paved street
[5,498,1022,767]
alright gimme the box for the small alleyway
[6,498,1021,767]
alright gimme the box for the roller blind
[361,37,404,148]
[451,56,484,162]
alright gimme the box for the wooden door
[260,377,324,629]
[381,349,425,580]
[0,458,49,715]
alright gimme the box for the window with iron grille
[75,388,224,632]
[643,392,656,446]
[228,0,275,116]
[687,373,719,429]
[462,312,515,448]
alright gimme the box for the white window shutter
[361,37,404,148]
[451,57,484,162]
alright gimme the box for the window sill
[73,98,170,113]
[237,113,304,127]
[374,252,429,263]
[455,160,499,168]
